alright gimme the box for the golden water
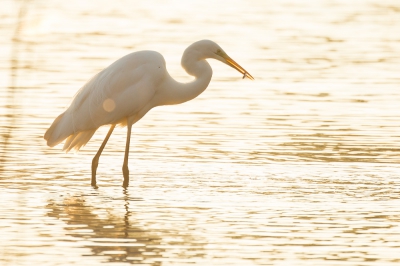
[1,0,400,265]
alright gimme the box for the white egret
[44,40,254,187]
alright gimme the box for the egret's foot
[122,165,129,187]
[91,175,97,187]
[91,175,98,188]
[122,180,129,188]
[91,159,99,187]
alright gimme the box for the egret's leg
[122,125,132,187]
[91,124,116,187]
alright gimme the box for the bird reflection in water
[47,190,205,264]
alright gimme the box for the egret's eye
[215,49,224,57]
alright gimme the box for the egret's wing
[67,63,155,132]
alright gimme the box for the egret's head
[188,40,254,80]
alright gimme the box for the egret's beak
[216,51,254,80]
[225,56,254,80]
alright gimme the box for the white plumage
[45,51,165,151]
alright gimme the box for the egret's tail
[44,112,96,152]
[44,112,70,147]
[62,130,96,152]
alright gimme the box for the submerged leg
[91,124,116,187]
[122,124,132,187]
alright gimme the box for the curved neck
[158,50,213,106]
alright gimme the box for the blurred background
[1,0,400,265]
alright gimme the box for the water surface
[1,0,400,265]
